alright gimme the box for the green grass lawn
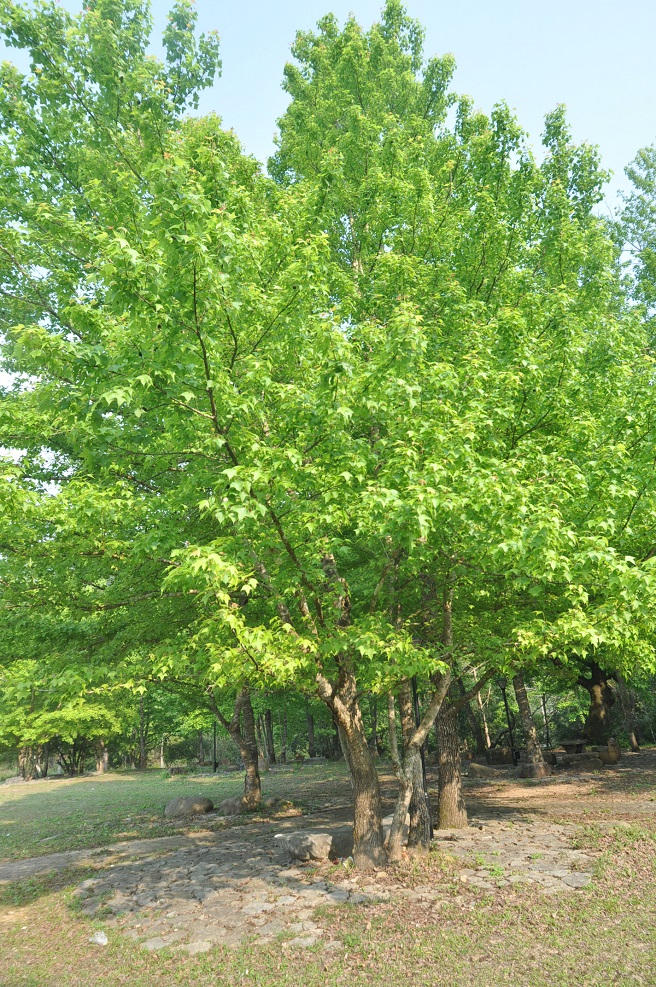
[0,764,351,862]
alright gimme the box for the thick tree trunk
[307,713,316,758]
[264,708,276,764]
[512,674,550,778]
[435,705,467,829]
[317,667,385,869]
[579,663,616,744]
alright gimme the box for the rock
[468,762,502,779]
[597,739,621,765]
[89,931,108,946]
[562,756,603,771]
[273,831,333,861]
[517,761,552,778]
[164,796,214,818]
[216,795,246,816]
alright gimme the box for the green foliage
[1,0,656,762]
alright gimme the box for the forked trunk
[512,674,550,778]
[398,681,430,849]
[435,705,467,829]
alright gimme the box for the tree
[3,0,656,871]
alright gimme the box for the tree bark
[138,696,148,770]
[210,687,262,810]
[398,681,431,849]
[369,696,380,756]
[280,708,288,763]
[457,676,487,755]
[578,662,616,744]
[616,675,640,751]
[512,674,550,778]
[264,708,276,763]
[307,713,316,758]
[317,666,385,869]
[435,703,467,829]
[474,669,492,748]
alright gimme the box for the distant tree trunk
[307,713,316,758]
[474,669,492,748]
[369,697,380,757]
[579,662,616,744]
[616,675,640,751]
[95,740,108,774]
[256,714,266,759]
[138,696,148,770]
[435,703,467,829]
[198,730,204,765]
[512,674,550,777]
[160,735,166,769]
[280,709,288,764]
[457,677,487,755]
[264,708,276,764]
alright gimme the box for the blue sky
[3,0,656,208]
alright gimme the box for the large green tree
[3,0,656,869]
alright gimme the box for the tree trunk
[307,713,316,758]
[229,690,261,809]
[579,663,616,744]
[264,708,276,764]
[139,696,148,770]
[398,681,430,849]
[369,697,379,756]
[457,677,487,755]
[96,740,108,774]
[474,669,492,748]
[280,709,288,764]
[256,714,266,759]
[160,735,165,769]
[198,729,204,765]
[616,675,640,751]
[435,704,467,829]
[512,674,550,777]
[317,667,385,869]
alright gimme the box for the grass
[1,835,655,987]
[0,764,352,862]
[2,758,656,985]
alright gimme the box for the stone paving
[68,811,597,954]
[433,814,595,894]
[73,832,367,955]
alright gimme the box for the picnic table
[560,739,587,755]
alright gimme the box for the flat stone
[142,937,168,951]
[560,873,593,888]
[287,936,318,949]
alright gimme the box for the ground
[0,754,655,986]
